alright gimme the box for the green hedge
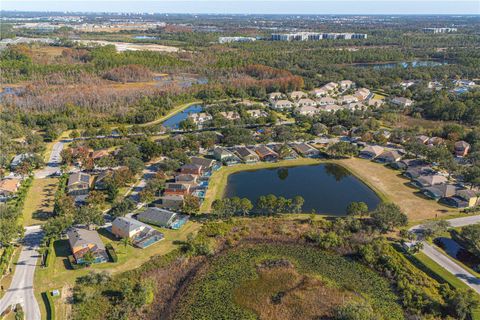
[0,246,14,276]
[44,240,55,268]
[105,243,118,263]
[42,291,55,320]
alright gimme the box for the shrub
[105,243,118,262]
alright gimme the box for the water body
[161,104,203,129]
[134,35,158,40]
[224,163,381,215]
[353,60,449,70]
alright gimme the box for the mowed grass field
[201,157,459,222]
[22,178,58,226]
[35,221,200,320]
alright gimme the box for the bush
[44,240,55,268]
[106,243,118,263]
[68,255,85,270]
[42,291,55,320]
[0,246,14,275]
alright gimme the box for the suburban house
[403,166,435,180]
[337,95,358,105]
[454,141,470,157]
[412,174,448,188]
[290,143,320,158]
[190,157,216,172]
[234,147,260,163]
[347,102,366,111]
[164,182,191,196]
[90,149,109,160]
[422,184,458,200]
[175,173,198,184]
[298,105,319,116]
[94,170,113,190]
[268,92,284,101]
[310,88,328,97]
[158,194,185,210]
[246,109,267,118]
[10,153,33,170]
[137,207,189,229]
[188,112,213,125]
[271,99,294,110]
[354,88,371,101]
[296,98,316,107]
[375,150,402,164]
[323,82,338,92]
[180,163,202,175]
[67,228,108,265]
[339,80,354,90]
[391,97,413,107]
[427,137,445,146]
[213,147,241,165]
[289,91,307,100]
[219,111,241,121]
[366,97,385,107]
[320,104,344,112]
[441,190,479,208]
[359,145,384,159]
[67,172,91,196]
[0,178,20,201]
[317,97,336,106]
[111,217,164,248]
[254,145,279,162]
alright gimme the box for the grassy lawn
[0,247,21,300]
[34,221,201,320]
[201,157,457,222]
[337,158,459,222]
[22,178,58,226]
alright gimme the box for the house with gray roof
[68,172,91,196]
[137,207,189,230]
[111,217,164,248]
[67,228,108,265]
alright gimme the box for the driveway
[0,226,43,320]
[35,141,64,179]
[411,215,480,294]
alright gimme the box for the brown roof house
[375,150,402,164]
[290,143,320,158]
[0,178,20,201]
[254,145,279,162]
[412,174,448,189]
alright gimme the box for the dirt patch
[234,265,357,320]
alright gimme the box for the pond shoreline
[201,158,387,215]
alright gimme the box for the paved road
[35,141,64,179]
[411,215,480,294]
[0,226,43,319]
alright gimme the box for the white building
[296,98,317,107]
[218,36,256,44]
[271,100,294,110]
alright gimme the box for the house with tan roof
[0,178,20,201]
[296,98,317,107]
[289,91,307,100]
[317,97,337,106]
[271,100,294,110]
[359,145,384,159]
[219,111,240,121]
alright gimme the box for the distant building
[271,100,294,110]
[423,27,457,34]
[10,153,34,170]
[271,32,367,41]
[219,111,241,121]
[289,91,307,100]
[339,80,354,90]
[454,141,471,157]
[246,109,268,118]
[188,112,212,125]
[296,98,317,107]
[218,36,256,44]
[391,97,413,107]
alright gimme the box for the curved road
[411,215,480,294]
[0,226,43,319]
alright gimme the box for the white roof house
[310,87,328,97]
[268,92,284,101]
[338,95,358,105]
[271,99,294,110]
[317,97,337,106]
[289,91,307,100]
[188,112,212,124]
[339,80,354,90]
[246,109,267,118]
[296,98,317,107]
[298,105,319,116]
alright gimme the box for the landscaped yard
[22,178,58,226]
[34,220,201,320]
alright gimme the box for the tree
[326,142,358,158]
[239,198,253,216]
[446,289,479,320]
[423,220,450,239]
[183,195,200,215]
[346,202,369,216]
[291,196,304,213]
[86,190,106,209]
[110,199,136,218]
[74,206,105,226]
[371,203,408,233]
[82,250,96,267]
[459,224,480,257]
[334,301,378,320]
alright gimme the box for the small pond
[353,60,449,70]
[161,104,203,129]
[224,163,381,215]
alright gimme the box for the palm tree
[121,237,131,254]
[82,250,96,267]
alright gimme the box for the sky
[1,0,479,15]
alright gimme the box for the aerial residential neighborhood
[1,2,480,320]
